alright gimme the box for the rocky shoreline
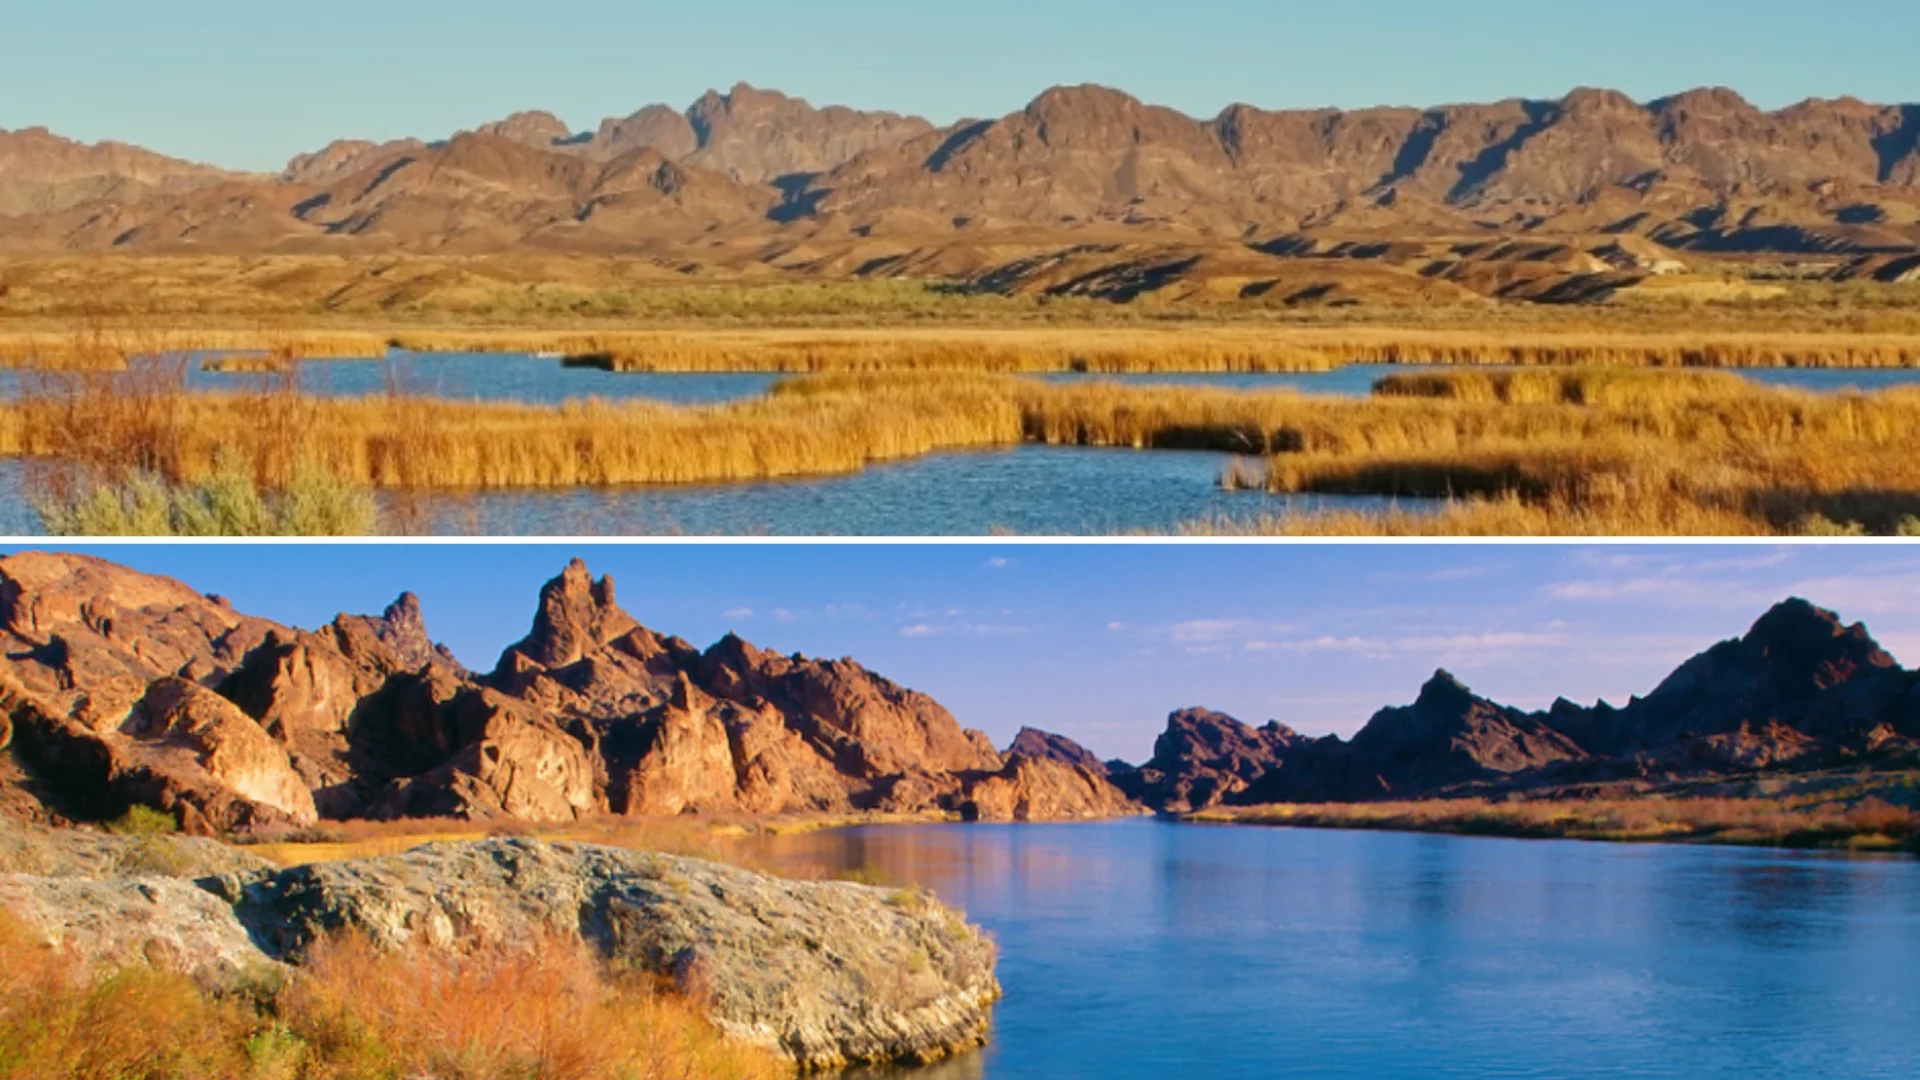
[0,825,998,1070]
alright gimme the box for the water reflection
[752,820,1920,1080]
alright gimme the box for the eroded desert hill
[4,83,1920,296]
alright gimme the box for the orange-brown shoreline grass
[0,910,784,1080]
[240,810,957,874]
[0,328,388,369]
[1191,796,1920,852]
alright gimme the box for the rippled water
[753,820,1920,1080]
[373,445,1393,536]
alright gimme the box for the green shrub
[36,457,375,536]
[105,804,179,836]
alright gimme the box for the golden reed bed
[7,323,1920,372]
[1192,795,1920,851]
[11,363,1920,535]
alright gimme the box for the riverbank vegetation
[1192,793,1920,852]
[9,359,1920,535]
[0,910,783,1080]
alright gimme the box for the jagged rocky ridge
[0,827,998,1069]
[1115,598,1920,809]
[2,552,1912,828]
[4,83,1920,270]
[0,551,1134,831]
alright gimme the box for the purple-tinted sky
[5,542,1911,763]
[6,1,1918,170]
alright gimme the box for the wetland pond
[6,355,1915,534]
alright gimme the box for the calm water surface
[11,354,1915,407]
[369,445,1393,536]
[0,447,1400,536]
[756,820,1920,1080]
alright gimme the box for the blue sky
[7,542,1914,762]
[7,1,1918,170]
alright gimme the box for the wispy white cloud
[900,620,1037,639]
[1241,629,1567,665]
[984,557,1013,570]
[721,607,754,620]
[1544,568,1920,617]
[1106,621,1130,632]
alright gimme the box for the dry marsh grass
[241,812,957,878]
[1231,371,1920,534]
[8,352,1920,536]
[0,910,782,1080]
[1194,796,1920,851]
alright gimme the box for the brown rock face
[126,679,319,827]
[368,689,599,823]
[958,755,1140,822]
[0,553,1141,829]
[698,633,1005,780]
[1111,708,1308,812]
[1007,727,1110,775]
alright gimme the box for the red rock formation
[1112,708,1308,811]
[1007,727,1110,775]
[957,755,1141,822]
[0,552,1142,828]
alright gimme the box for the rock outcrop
[0,552,1140,830]
[957,755,1142,822]
[0,831,999,1069]
[1110,708,1309,811]
[1007,727,1110,775]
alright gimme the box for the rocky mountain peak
[1007,727,1109,775]
[1741,596,1895,684]
[1414,668,1477,711]
[1559,86,1644,118]
[474,110,577,148]
[495,558,638,673]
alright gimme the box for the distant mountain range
[1098,598,1920,811]
[4,83,1920,300]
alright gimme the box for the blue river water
[756,819,1920,1080]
